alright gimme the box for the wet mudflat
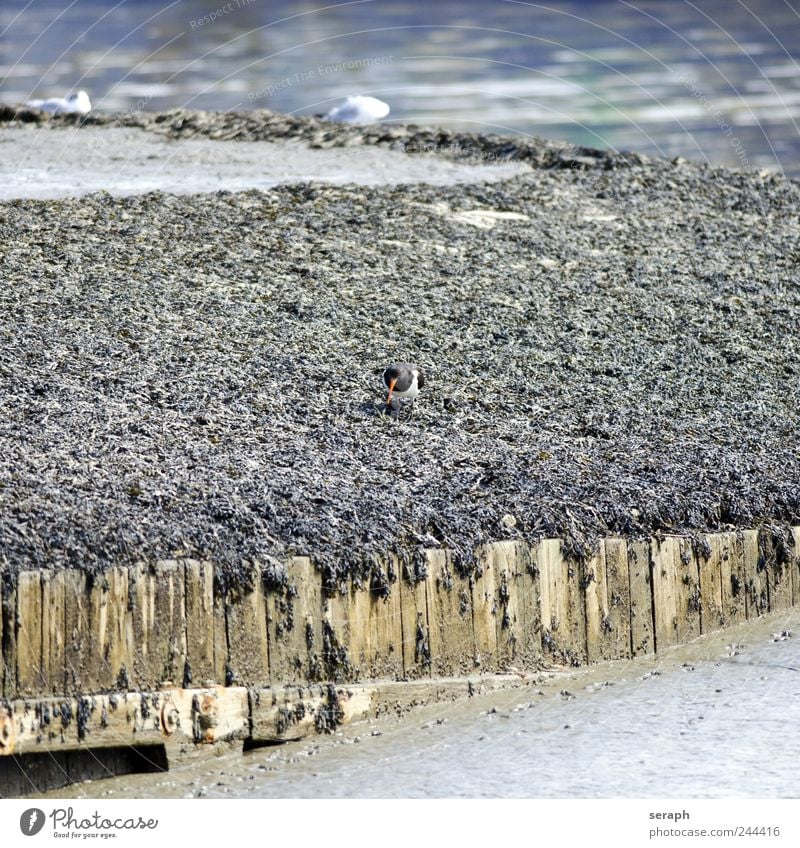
[0,126,529,200]
[41,610,800,799]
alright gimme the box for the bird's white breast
[392,370,420,400]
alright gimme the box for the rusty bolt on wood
[160,701,180,736]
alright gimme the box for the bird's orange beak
[386,377,397,405]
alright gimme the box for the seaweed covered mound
[1,115,799,584]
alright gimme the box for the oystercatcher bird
[383,363,424,413]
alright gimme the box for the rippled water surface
[42,611,800,800]
[1,0,800,174]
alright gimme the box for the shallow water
[1,0,799,174]
[41,610,800,799]
[0,126,529,198]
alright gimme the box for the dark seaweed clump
[0,110,799,590]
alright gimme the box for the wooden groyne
[2,527,798,793]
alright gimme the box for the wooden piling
[650,536,680,649]
[758,528,793,613]
[494,541,541,669]
[699,533,725,633]
[152,560,187,687]
[538,539,585,664]
[324,570,403,682]
[471,546,499,672]
[223,563,269,687]
[63,569,88,694]
[628,540,654,656]
[674,538,701,643]
[720,532,747,626]
[130,562,157,689]
[15,570,45,697]
[265,556,323,683]
[585,538,631,662]
[363,562,405,681]
[604,538,632,659]
[397,558,431,678]
[509,542,542,668]
[184,559,216,687]
[0,577,4,699]
[741,529,767,619]
[43,570,67,695]
[426,549,474,677]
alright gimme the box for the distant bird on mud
[326,95,390,123]
[25,90,92,115]
[383,363,424,412]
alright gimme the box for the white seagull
[25,90,92,115]
[325,95,389,124]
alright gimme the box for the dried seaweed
[0,111,799,591]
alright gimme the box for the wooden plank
[493,541,535,668]
[427,549,474,677]
[15,570,44,697]
[152,560,187,687]
[250,685,324,742]
[651,536,680,649]
[363,564,403,680]
[184,559,215,687]
[604,538,632,659]
[699,533,725,633]
[397,558,431,678]
[130,562,158,689]
[265,556,323,683]
[741,529,767,619]
[63,570,88,694]
[79,567,130,693]
[0,572,13,699]
[250,683,375,742]
[628,539,654,656]
[323,584,359,682]
[43,571,67,695]
[720,532,747,626]
[539,539,586,665]
[565,553,587,666]
[224,563,269,687]
[675,538,701,644]
[107,567,134,690]
[793,527,800,608]
[345,584,373,679]
[324,570,403,681]
[537,539,557,659]
[3,686,250,757]
[539,539,573,663]
[181,686,250,746]
[0,576,3,698]
[584,540,630,662]
[82,571,109,692]
[212,574,228,686]
[471,546,499,671]
[584,542,612,662]
[510,542,542,669]
[758,529,793,613]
